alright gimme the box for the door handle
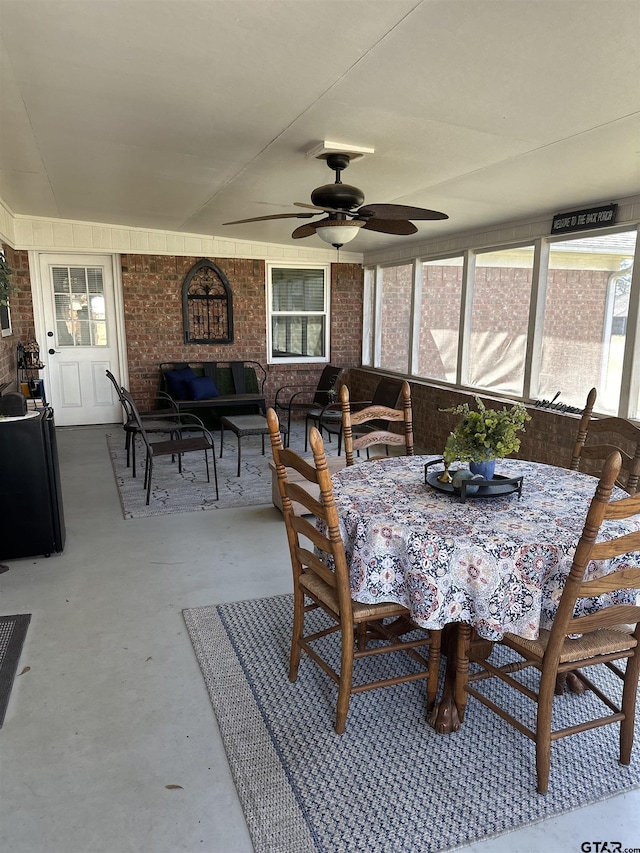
[48,348,57,355]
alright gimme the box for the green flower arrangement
[442,396,530,464]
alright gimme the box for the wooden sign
[550,204,618,235]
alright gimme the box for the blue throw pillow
[189,375,219,401]
[164,367,196,400]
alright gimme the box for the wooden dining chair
[462,450,640,794]
[311,376,405,455]
[122,389,218,505]
[340,380,414,466]
[267,406,441,734]
[570,387,640,495]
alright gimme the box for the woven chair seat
[505,626,637,664]
[300,571,410,621]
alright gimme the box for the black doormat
[0,614,31,727]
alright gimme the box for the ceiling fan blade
[358,203,448,221]
[291,223,318,239]
[294,202,345,215]
[361,218,418,235]
[223,212,317,225]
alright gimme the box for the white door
[39,254,122,426]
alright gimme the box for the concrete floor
[1,425,639,853]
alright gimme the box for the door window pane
[52,266,107,347]
[468,247,534,396]
[537,231,636,413]
[379,264,412,373]
[418,257,463,382]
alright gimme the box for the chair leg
[204,449,210,483]
[620,649,640,764]
[210,446,219,500]
[289,587,305,681]
[356,622,368,650]
[132,433,137,478]
[535,669,556,794]
[335,617,355,734]
[145,457,154,505]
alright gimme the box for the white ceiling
[1,0,639,255]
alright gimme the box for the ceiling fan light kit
[223,149,448,249]
[314,219,366,248]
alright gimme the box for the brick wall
[344,367,586,468]
[0,245,37,392]
[121,255,363,411]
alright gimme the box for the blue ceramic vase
[469,456,496,481]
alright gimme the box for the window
[418,257,463,382]
[267,264,329,363]
[52,266,107,347]
[362,219,639,420]
[537,231,636,413]
[0,249,12,337]
[379,263,413,373]
[467,246,534,397]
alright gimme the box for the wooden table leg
[427,623,462,733]
[555,669,587,695]
[427,623,493,733]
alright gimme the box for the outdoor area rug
[0,614,31,727]
[106,422,339,519]
[183,594,640,853]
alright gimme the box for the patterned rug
[184,595,640,853]
[106,422,342,518]
[0,614,31,727]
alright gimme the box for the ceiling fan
[223,153,448,248]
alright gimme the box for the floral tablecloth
[329,456,640,641]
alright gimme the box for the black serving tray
[424,458,524,503]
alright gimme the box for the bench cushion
[164,367,196,400]
[189,375,219,400]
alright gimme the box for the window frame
[266,262,331,365]
[362,223,640,420]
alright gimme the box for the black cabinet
[0,407,65,559]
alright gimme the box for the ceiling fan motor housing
[311,183,365,211]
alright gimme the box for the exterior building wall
[121,255,363,411]
[0,245,37,392]
[0,249,363,410]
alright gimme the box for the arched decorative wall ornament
[182,259,234,344]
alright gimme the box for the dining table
[327,454,640,733]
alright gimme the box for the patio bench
[159,360,267,427]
